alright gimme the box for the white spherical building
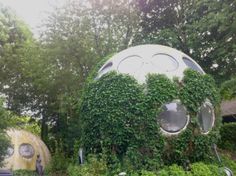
[97,45,215,135]
[97,44,204,83]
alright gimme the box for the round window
[98,62,113,77]
[158,101,189,133]
[19,143,35,159]
[182,57,204,74]
[117,55,143,74]
[5,146,14,158]
[198,102,214,133]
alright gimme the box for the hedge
[218,122,236,151]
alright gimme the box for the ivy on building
[79,68,221,170]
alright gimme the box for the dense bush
[221,154,236,174]
[12,156,236,176]
[190,162,216,176]
[13,170,37,176]
[158,164,186,176]
[45,146,69,176]
[218,123,236,151]
[157,162,223,176]
[156,155,233,176]
[220,78,236,100]
[80,69,220,170]
[67,155,108,176]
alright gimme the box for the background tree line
[0,0,236,156]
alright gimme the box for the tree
[135,0,236,83]
[220,77,236,100]
[8,115,41,136]
[0,0,141,152]
[41,0,140,57]
[34,0,140,151]
[0,4,35,113]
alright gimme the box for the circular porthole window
[158,100,189,134]
[151,54,179,72]
[100,62,113,74]
[198,102,215,133]
[182,57,204,74]
[19,143,35,159]
[5,146,14,158]
[117,55,143,75]
[97,62,113,78]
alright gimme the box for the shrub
[14,170,37,176]
[158,169,169,176]
[67,154,108,176]
[218,123,236,151]
[156,162,222,176]
[67,164,82,176]
[207,164,221,176]
[45,147,69,175]
[190,162,214,176]
[140,170,157,176]
[221,154,236,174]
[157,164,186,176]
[168,164,187,176]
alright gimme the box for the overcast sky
[0,0,67,36]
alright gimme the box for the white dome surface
[98,45,204,83]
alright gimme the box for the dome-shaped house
[80,44,221,167]
[2,129,50,171]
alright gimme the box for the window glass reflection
[198,103,214,133]
[183,57,204,74]
[5,146,14,158]
[19,143,35,159]
[118,55,143,74]
[99,62,113,76]
[158,101,188,133]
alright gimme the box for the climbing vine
[79,68,221,170]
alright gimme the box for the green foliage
[67,155,108,176]
[3,0,140,152]
[207,164,222,176]
[154,164,189,176]
[163,70,221,165]
[8,115,41,135]
[190,162,214,176]
[180,70,220,112]
[80,68,220,170]
[218,123,236,151]
[0,134,9,167]
[0,100,10,167]
[45,144,69,175]
[135,0,236,83]
[221,154,236,174]
[163,164,186,176]
[13,170,37,176]
[0,4,34,113]
[139,170,157,176]
[156,162,221,176]
[220,77,236,100]
[81,72,164,170]
[146,74,178,108]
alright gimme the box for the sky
[0,0,67,36]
